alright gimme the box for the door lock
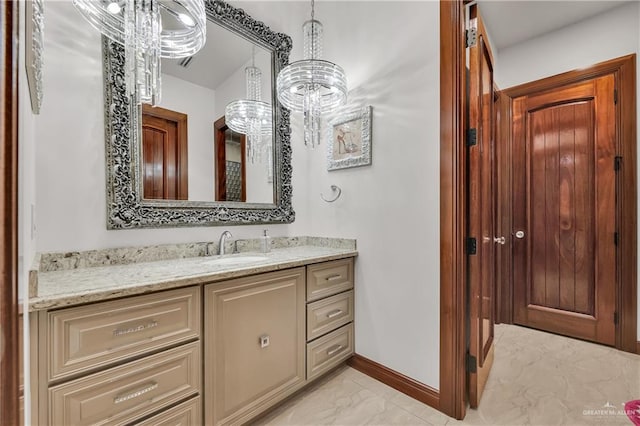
[493,236,506,245]
[515,230,525,239]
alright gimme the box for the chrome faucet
[218,231,233,255]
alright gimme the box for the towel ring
[320,185,342,203]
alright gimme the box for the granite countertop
[30,238,357,311]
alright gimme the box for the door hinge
[614,311,619,325]
[614,232,619,246]
[466,237,477,255]
[466,353,477,373]
[614,89,618,104]
[465,28,477,48]
[467,128,477,147]
[614,156,622,171]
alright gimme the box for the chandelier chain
[311,0,315,20]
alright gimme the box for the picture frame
[25,0,44,114]
[326,105,372,171]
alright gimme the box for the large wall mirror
[104,0,294,229]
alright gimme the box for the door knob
[493,236,505,245]
[515,230,525,239]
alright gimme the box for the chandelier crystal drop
[73,0,206,105]
[225,49,273,164]
[276,0,347,147]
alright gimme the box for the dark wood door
[512,75,617,346]
[214,116,246,202]
[141,105,188,200]
[467,4,496,409]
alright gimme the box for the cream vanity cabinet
[204,268,307,425]
[305,259,355,381]
[32,286,202,425]
[31,256,355,425]
[204,258,355,425]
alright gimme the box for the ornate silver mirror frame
[103,0,294,229]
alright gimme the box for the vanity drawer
[49,341,200,426]
[136,396,201,426]
[306,258,354,302]
[307,290,354,341]
[306,323,354,381]
[47,286,200,382]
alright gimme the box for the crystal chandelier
[276,0,347,147]
[73,0,206,105]
[225,48,272,163]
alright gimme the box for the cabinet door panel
[205,268,306,425]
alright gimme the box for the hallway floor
[253,324,640,425]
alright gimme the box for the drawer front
[307,290,354,341]
[48,286,200,381]
[135,396,201,426]
[306,323,354,381]
[306,258,354,302]
[49,341,200,426]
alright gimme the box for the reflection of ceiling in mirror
[162,20,267,90]
[478,0,630,50]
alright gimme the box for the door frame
[440,2,637,419]
[1,1,21,423]
[499,55,637,353]
[439,0,467,419]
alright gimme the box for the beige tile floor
[252,324,640,425]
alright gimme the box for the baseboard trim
[348,354,440,411]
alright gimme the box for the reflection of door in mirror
[214,116,246,202]
[141,105,188,200]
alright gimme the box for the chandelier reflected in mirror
[276,0,347,147]
[73,0,206,105]
[225,48,272,164]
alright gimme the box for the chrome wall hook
[320,185,342,203]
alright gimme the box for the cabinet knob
[259,334,270,348]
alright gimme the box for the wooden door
[214,116,246,202]
[512,75,617,346]
[141,105,188,200]
[467,4,496,409]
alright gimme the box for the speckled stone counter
[29,237,357,311]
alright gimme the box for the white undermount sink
[204,255,269,266]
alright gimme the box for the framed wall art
[25,0,44,114]
[326,105,372,171]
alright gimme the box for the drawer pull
[325,275,342,282]
[326,309,343,319]
[113,382,158,404]
[113,320,158,337]
[327,345,343,357]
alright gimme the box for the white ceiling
[161,19,259,91]
[478,0,632,51]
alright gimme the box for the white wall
[18,3,37,423]
[493,2,640,339]
[239,0,441,387]
[157,74,217,201]
[29,0,441,391]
